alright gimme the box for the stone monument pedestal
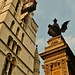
[40,35,75,75]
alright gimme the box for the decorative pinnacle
[53,18,57,24]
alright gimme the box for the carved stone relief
[61,59,69,75]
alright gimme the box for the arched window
[16,45,21,56]
[16,27,20,36]
[14,0,20,16]
[2,53,12,75]
[8,57,16,74]
[15,0,20,12]
[7,36,13,47]
[10,20,15,30]
[21,33,24,43]
[12,41,17,52]
[24,15,28,25]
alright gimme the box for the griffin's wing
[61,20,70,32]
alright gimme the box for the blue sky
[33,0,75,75]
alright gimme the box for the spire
[34,45,40,75]
[34,45,40,61]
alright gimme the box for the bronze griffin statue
[48,18,70,37]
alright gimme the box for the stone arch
[6,53,12,61]
[12,57,16,65]
[2,53,12,75]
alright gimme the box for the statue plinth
[45,35,66,52]
[40,35,75,75]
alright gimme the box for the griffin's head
[48,24,51,28]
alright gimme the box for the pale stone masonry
[34,45,40,75]
[0,0,40,75]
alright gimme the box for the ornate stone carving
[61,59,69,75]
[42,63,52,72]
[52,61,60,70]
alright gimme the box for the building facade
[40,35,75,75]
[0,0,40,75]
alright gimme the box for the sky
[33,0,75,75]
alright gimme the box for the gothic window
[14,0,20,16]
[3,58,9,74]
[21,15,28,24]
[15,0,20,12]
[16,27,20,36]
[2,53,12,75]
[7,36,13,46]
[16,45,19,55]
[23,24,25,29]
[21,33,24,43]
[11,41,17,51]
[10,20,15,30]
[24,15,28,24]
[8,63,13,75]
[8,57,16,75]
[16,45,21,56]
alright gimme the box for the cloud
[36,38,46,75]
[36,38,47,47]
[37,36,75,48]
[36,38,48,53]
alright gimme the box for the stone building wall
[0,0,39,75]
